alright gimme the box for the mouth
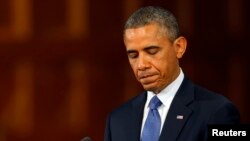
[138,74,157,84]
[139,74,154,79]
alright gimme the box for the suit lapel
[159,98,192,141]
[127,92,147,141]
[159,77,194,141]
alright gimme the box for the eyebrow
[126,45,160,52]
[143,45,160,50]
[126,49,137,53]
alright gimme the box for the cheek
[151,57,172,79]
[148,62,163,80]
[151,57,167,71]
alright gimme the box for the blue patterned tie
[141,96,162,141]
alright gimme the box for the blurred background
[0,0,249,140]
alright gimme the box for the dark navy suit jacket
[104,77,240,141]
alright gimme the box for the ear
[174,36,187,59]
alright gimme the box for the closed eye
[145,46,160,55]
[127,50,138,59]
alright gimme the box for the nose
[137,55,150,71]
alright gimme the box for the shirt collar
[147,68,184,107]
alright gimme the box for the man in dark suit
[104,6,240,141]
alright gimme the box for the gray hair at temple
[124,6,180,42]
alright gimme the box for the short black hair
[124,6,180,41]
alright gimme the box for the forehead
[125,27,146,39]
[124,23,167,41]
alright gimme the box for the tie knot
[149,96,162,110]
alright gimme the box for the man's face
[124,23,186,93]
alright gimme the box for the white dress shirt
[140,68,184,136]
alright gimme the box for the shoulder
[108,91,146,118]
[192,84,240,123]
[180,76,232,104]
[178,76,232,106]
[180,76,239,121]
[194,84,232,105]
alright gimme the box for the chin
[142,85,159,93]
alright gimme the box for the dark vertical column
[32,0,67,38]
[0,0,10,25]
[226,0,249,123]
[87,1,125,141]
[244,0,250,123]
[192,0,229,93]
